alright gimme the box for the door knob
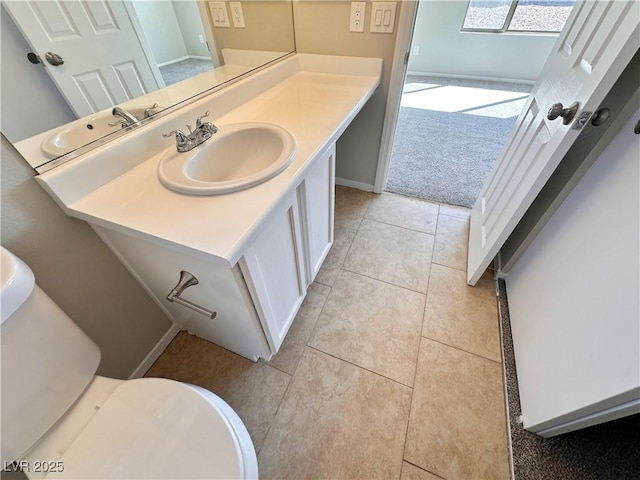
[547,102,579,125]
[45,51,64,66]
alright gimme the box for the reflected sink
[40,106,157,159]
[157,123,296,195]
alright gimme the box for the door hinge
[404,51,409,65]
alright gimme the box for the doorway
[380,0,575,207]
[386,75,531,207]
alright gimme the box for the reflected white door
[4,0,161,118]
[467,0,640,285]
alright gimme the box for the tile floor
[146,186,510,479]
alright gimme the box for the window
[462,0,576,33]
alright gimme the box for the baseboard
[335,177,374,192]
[406,70,536,85]
[157,56,189,67]
[188,55,211,61]
[128,324,181,379]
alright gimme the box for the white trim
[122,1,166,88]
[156,55,190,67]
[188,55,212,61]
[128,324,181,379]
[157,55,213,68]
[406,70,536,85]
[373,0,419,193]
[537,397,640,438]
[335,177,374,192]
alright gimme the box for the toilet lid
[46,378,245,479]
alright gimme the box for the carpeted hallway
[386,76,532,208]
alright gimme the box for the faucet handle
[196,111,210,128]
[162,129,188,143]
[144,103,160,118]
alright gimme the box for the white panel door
[467,0,639,284]
[240,192,307,353]
[4,0,161,117]
[299,143,336,285]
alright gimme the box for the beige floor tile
[334,185,375,231]
[264,282,330,375]
[365,193,439,234]
[343,219,434,293]
[315,225,357,286]
[259,348,412,479]
[145,331,191,378]
[423,265,501,362]
[146,335,290,453]
[309,270,424,386]
[405,339,510,480]
[401,462,443,480]
[433,214,469,271]
[439,203,471,220]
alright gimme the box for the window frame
[461,0,571,34]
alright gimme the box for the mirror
[2,0,295,169]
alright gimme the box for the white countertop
[37,55,381,267]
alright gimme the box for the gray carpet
[386,76,531,208]
[497,280,640,479]
[159,58,214,87]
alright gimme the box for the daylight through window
[462,0,576,33]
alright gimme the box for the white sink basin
[157,123,296,195]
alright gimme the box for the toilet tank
[1,247,101,465]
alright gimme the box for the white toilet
[0,246,258,479]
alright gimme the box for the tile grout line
[400,285,430,479]
[258,286,334,459]
[362,215,439,236]
[305,344,416,390]
[403,459,449,480]
[400,211,438,478]
[339,265,429,296]
[420,333,503,365]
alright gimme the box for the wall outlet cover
[350,2,366,33]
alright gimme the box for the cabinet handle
[166,271,217,319]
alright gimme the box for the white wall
[408,0,557,82]
[172,0,210,58]
[505,112,640,431]
[132,1,188,65]
[293,0,400,190]
[1,136,173,379]
[0,6,76,143]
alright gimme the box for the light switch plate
[350,2,366,33]
[370,2,396,33]
[210,2,230,28]
[229,2,245,28]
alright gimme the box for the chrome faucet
[111,106,139,127]
[163,111,218,152]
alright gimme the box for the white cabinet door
[298,144,335,285]
[240,191,307,352]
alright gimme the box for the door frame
[373,0,419,193]
[122,1,166,89]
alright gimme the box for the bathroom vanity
[32,54,381,370]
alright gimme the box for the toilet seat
[41,377,256,479]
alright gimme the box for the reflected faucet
[111,107,139,127]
